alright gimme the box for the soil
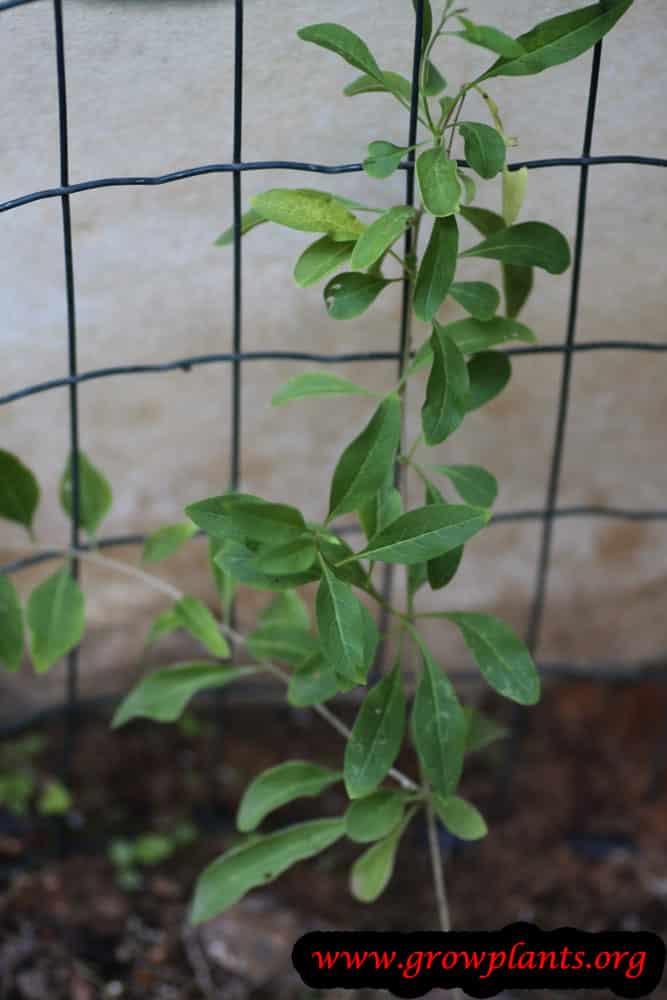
[0,678,666,999]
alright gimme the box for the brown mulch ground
[0,679,666,998]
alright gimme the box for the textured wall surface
[1,0,666,711]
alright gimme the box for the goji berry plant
[0,0,633,933]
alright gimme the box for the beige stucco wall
[1,0,666,712]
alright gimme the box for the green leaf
[434,794,487,840]
[460,204,505,237]
[428,464,498,507]
[413,216,458,323]
[504,263,534,318]
[259,591,310,632]
[350,206,416,271]
[215,538,320,591]
[251,188,364,235]
[346,789,406,843]
[458,122,506,180]
[252,537,316,575]
[246,625,318,668]
[502,166,528,226]
[476,0,634,82]
[408,561,428,597]
[347,504,490,566]
[360,604,379,675]
[146,608,181,645]
[0,576,23,671]
[237,761,341,833]
[59,450,112,538]
[317,533,370,590]
[208,538,236,622]
[423,60,447,96]
[192,817,345,923]
[411,638,466,797]
[294,236,356,288]
[215,208,266,246]
[287,652,338,708]
[461,221,571,274]
[37,779,71,816]
[0,450,39,533]
[449,281,499,321]
[454,15,526,58]
[358,469,403,543]
[143,521,197,563]
[316,561,366,683]
[188,494,307,547]
[113,662,252,727]
[457,170,477,206]
[173,596,230,658]
[423,480,464,592]
[464,705,509,753]
[297,22,382,80]
[328,395,401,520]
[324,272,391,320]
[421,326,469,445]
[349,821,405,902]
[466,351,512,411]
[344,70,412,105]
[445,612,540,705]
[344,664,405,799]
[363,141,410,180]
[441,315,536,355]
[417,148,461,217]
[27,567,85,674]
[273,373,376,407]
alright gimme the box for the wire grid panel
[0,0,666,746]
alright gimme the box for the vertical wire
[230,0,243,491]
[53,0,81,821]
[495,42,604,811]
[376,0,424,674]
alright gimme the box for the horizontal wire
[1,339,665,406]
[3,500,667,576]
[1,155,665,214]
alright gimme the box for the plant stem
[6,541,420,792]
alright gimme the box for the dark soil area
[1,679,666,999]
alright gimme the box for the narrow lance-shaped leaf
[413,215,458,323]
[423,479,464,592]
[328,394,400,520]
[344,663,405,799]
[316,560,366,683]
[27,566,85,674]
[143,521,197,563]
[417,148,461,217]
[215,208,266,246]
[173,596,230,658]
[324,272,391,320]
[294,236,356,288]
[476,1,634,82]
[237,761,341,833]
[445,612,540,705]
[411,636,466,797]
[428,464,498,507]
[0,576,23,671]
[112,662,254,727]
[449,281,500,321]
[466,351,512,411]
[454,15,526,58]
[343,504,491,566]
[350,206,416,271]
[440,315,536,355]
[297,23,382,79]
[191,817,346,923]
[0,450,39,533]
[421,326,470,445]
[251,189,364,235]
[272,372,376,406]
[59,450,112,537]
[458,122,506,180]
[345,790,406,844]
[461,221,571,274]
